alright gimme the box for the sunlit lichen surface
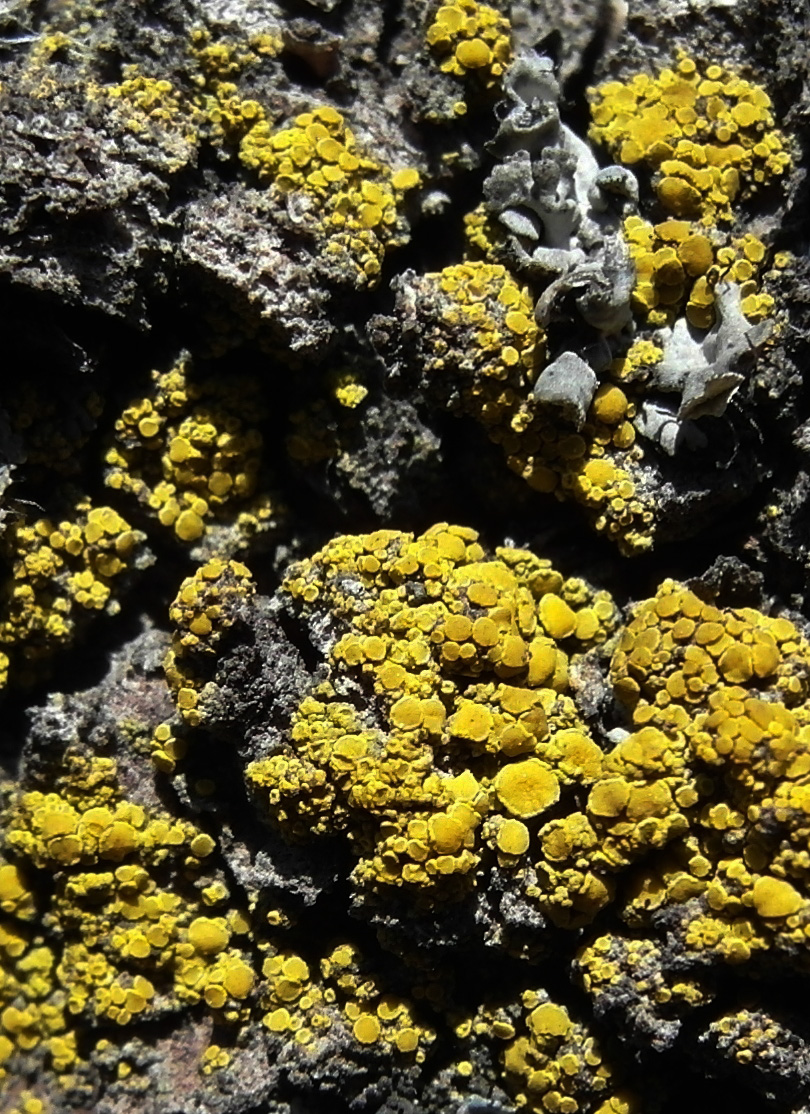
[0,1,808,1112]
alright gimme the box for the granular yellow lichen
[243,525,617,912]
[604,579,810,964]
[405,263,653,553]
[259,940,434,1059]
[589,55,791,224]
[102,67,203,165]
[105,355,279,550]
[0,499,145,690]
[426,1,513,91]
[0,747,258,1077]
[164,558,256,727]
[493,989,628,1114]
[623,216,775,328]
[239,106,419,285]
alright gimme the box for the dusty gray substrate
[1,0,810,1111]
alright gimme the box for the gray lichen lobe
[636,283,772,454]
[484,49,637,337]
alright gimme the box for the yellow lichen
[0,499,145,690]
[426,1,513,91]
[0,748,256,1077]
[576,934,711,1026]
[605,580,810,964]
[259,940,434,1058]
[494,759,560,819]
[623,216,775,328]
[164,558,256,727]
[497,990,628,1114]
[105,355,279,550]
[101,67,203,166]
[243,525,617,914]
[408,263,653,552]
[589,55,791,224]
[238,106,419,286]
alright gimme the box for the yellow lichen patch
[707,1008,802,1075]
[5,1092,50,1114]
[590,55,791,223]
[238,106,418,286]
[610,579,808,720]
[577,725,694,874]
[285,369,374,467]
[495,759,560,819]
[101,67,203,167]
[188,916,231,955]
[576,934,712,1026]
[496,818,531,856]
[180,28,291,164]
[426,1,512,91]
[0,747,258,1079]
[260,941,434,1057]
[322,942,435,1058]
[149,722,188,774]
[0,499,145,690]
[0,862,35,921]
[100,25,284,157]
[463,202,508,263]
[106,355,279,550]
[201,1043,231,1074]
[609,339,664,387]
[245,525,617,905]
[498,990,627,1114]
[409,263,653,552]
[623,216,774,328]
[750,875,803,918]
[164,558,256,727]
[0,916,71,1081]
[606,580,810,964]
[715,233,777,322]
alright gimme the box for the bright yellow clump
[463,201,508,262]
[86,28,286,177]
[0,499,144,690]
[751,876,803,918]
[576,934,711,1028]
[201,1043,231,1074]
[105,355,278,550]
[609,339,664,386]
[589,55,791,224]
[708,1008,801,1074]
[494,758,560,819]
[603,580,810,965]
[260,941,434,1058]
[285,369,374,468]
[624,216,774,328]
[0,748,256,1078]
[496,818,531,856]
[102,67,202,160]
[426,1,513,90]
[186,26,285,146]
[244,525,617,909]
[164,558,256,727]
[8,1092,50,1114]
[149,722,188,774]
[239,106,419,285]
[498,990,628,1114]
[412,263,653,552]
